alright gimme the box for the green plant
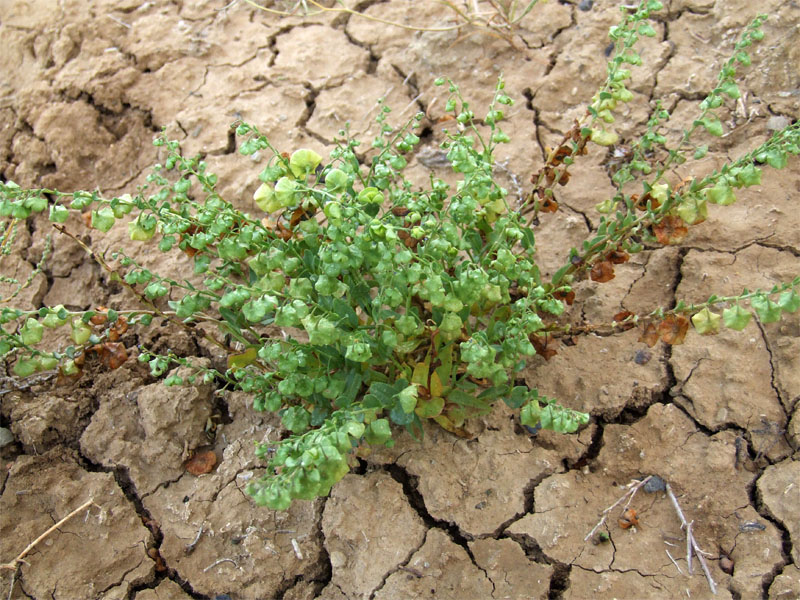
[1,2,798,510]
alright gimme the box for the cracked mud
[1,0,799,598]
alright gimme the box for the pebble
[766,115,790,132]
[739,521,766,532]
[0,427,14,448]
[644,475,666,493]
[578,0,594,10]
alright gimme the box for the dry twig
[584,476,652,541]
[666,484,717,595]
[1,498,95,572]
[1,498,96,600]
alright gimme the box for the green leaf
[20,317,44,345]
[91,208,116,232]
[398,384,418,414]
[389,403,415,426]
[751,294,782,323]
[227,347,258,370]
[719,81,740,99]
[13,357,39,377]
[70,319,92,345]
[765,149,787,170]
[520,398,541,428]
[705,182,736,205]
[676,194,707,225]
[735,163,762,187]
[345,421,365,439]
[364,419,392,445]
[699,116,723,137]
[281,406,311,434]
[447,389,489,410]
[778,290,800,313]
[49,204,69,223]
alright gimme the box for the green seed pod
[691,308,722,335]
[324,168,349,193]
[91,208,116,233]
[70,319,92,345]
[253,182,277,212]
[20,317,44,345]
[289,149,323,178]
[128,215,155,241]
[357,187,384,204]
[274,176,300,208]
[590,129,619,147]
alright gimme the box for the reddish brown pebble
[185,450,217,475]
[719,555,734,575]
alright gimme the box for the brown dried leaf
[638,323,659,347]
[185,450,217,475]
[104,343,128,369]
[608,250,629,264]
[657,314,689,345]
[613,310,635,330]
[590,260,615,283]
[551,145,573,166]
[553,289,575,305]
[530,334,558,361]
[539,197,558,213]
[652,216,688,245]
[392,206,410,217]
[90,307,109,325]
[108,317,129,342]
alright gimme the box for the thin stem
[0,498,96,572]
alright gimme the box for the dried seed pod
[618,508,639,529]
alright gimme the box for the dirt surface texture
[2,0,800,599]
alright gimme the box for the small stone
[739,520,766,532]
[719,555,735,575]
[329,551,347,569]
[644,475,666,493]
[578,0,593,10]
[634,349,651,365]
[766,116,790,132]
[0,427,13,448]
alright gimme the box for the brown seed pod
[618,508,639,529]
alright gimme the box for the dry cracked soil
[1,0,800,599]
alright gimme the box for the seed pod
[618,508,639,529]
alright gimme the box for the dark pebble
[634,349,652,365]
[524,423,543,436]
[644,475,666,493]
[578,0,594,11]
[739,521,766,532]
